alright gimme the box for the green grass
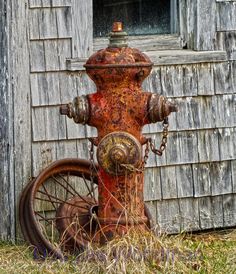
[0,229,235,274]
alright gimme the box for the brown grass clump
[0,228,236,274]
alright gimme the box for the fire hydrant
[60,22,177,243]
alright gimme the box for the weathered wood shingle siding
[25,0,236,234]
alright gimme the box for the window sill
[66,50,227,71]
[94,34,183,52]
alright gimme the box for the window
[93,0,179,38]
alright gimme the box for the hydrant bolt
[60,104,70,116]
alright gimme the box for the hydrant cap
[84,22,153,69]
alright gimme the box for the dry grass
[0,229,236,274]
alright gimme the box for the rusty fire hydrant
[60,22,177,243]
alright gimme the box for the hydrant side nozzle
[148,93,178,123]
[59,95,90,125]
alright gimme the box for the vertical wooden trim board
[71,0,93,58]
[11,0,32,239]
[0,0,15,241]
[195,0,217,50]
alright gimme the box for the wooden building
[0,0,236,240]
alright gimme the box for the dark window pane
[93,0,172,37]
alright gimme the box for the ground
[0,229,235,274]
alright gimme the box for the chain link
[88,138,96,176]
[143,117,169,166]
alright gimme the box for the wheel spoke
[82,173,96,199]
[35,194,89,210]
[53,174,94,206]
[42,184,57,210]
[35,213,90,222]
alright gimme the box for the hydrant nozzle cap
[108,21,128,48]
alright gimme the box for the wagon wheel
[20,158,154,259]
[19,159,99,259]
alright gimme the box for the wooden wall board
[223,194,236,227]
[44,39,71,71]
[29,41,46,72]
[11,0,33,239]
[197,129,220,163]
[156,199,181,234]
[30,71,95,106]
[32,139,89,176]
[146,131,199,167]
[29,7,72,40]
[178,198,200,231]
[218,127,236,161]
[210,161,232,196]
[144,50,227,66]
[30,39,71,72]
[160,166,178,199]
[214,62,236,94]
[175,96,217,131]
[193,163,212,197]
[143,64,217,100]
[159,63,214,97]
[29,0,72,8]
[193,161,234,197]
[211,196,224,228]
[71,0,93,58]
[198,197,213,229]
[176,131,199,164]
[176,164,194,198]
[60,72,96,102]
[216,31,236,60]
[215,94,236,128]
[231,160,236,193]
[160,65,184,97]
[144,168,162,201]
[32,106,67,141]
[142,67,162,94]
[199,196,225,229]
[179,0,196,49]
[217,2,236,31]
[195,0,217,51]
[144,201,157,226]
[163,131,179,165]
[30,72,61,106]
[0,0,15,240]
[197,63,214,95]
[182,64,198,97]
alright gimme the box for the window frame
[67,0,227,70]
[92,0,181,52]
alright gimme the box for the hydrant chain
[149,117,169,157]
